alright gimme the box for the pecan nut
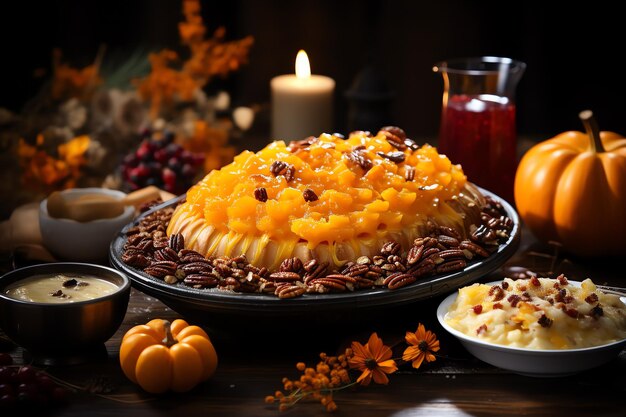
[154,247,179,262]
[275,285,306,299]
[183,274,219,288]
[269,271,302,282]
[168,233,185,252]
[279,257,304,273]
[144,260,177,278]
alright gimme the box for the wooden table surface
[1,222,624,417]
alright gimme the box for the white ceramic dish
[436,280,626,377]
[39,187,135,262]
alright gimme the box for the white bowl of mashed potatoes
[437,275,626,376]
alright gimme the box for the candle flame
[295,50,311,79]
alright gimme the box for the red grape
[0,367,16,384]
[0,393,16,409]
[0,354,12,367]
[0,383,13,397]
[16,366,36,384]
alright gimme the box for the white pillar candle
[271,50,336,141]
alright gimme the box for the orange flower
[135,0,253,119]
[17,134,90,192]
[50,49,102,101]
[348,333,397,386]
[402,323,440,369]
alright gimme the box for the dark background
[2,0,626,141]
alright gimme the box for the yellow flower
[402,323,440,369]
[348,333,397,386]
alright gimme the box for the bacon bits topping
[507,294,521,307]
[590,305,604,318]
[537,314,553,328]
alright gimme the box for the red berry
[0,367,16,385]
[162,168,177,185]
[0,393,16,409]
[17,366,36,384]
[165,143,183,158]
[0,383,13,397]
[50,386,69,406]
[181,163,196,178]
[168,157,182,170]
[0,354,12,367]
[35,374,55,393]
[191,153,205,166]
[154,149,169,163]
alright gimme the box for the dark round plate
[109,188,520,328]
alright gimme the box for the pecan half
[276,285,306,299]
[144,261,177,278]
[380,130,407,151]
[435,259,467,274]
[345,149,373,172]
[269,271,302,282]
[168,233,185,252]
[254,187,268,202]
[380,241,401,256]
[404,166,415,181]
[154,247,179,262]
[121,251,152,268]
[303,188,318,202]
[183,274,219,288]
[377,151,406,163]
[380,126,407,141]
[385,273,416,290]
[279,257,304,273]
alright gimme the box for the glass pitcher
[433,57,526,203]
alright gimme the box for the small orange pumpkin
[119,318,218,394]
[514,110,626,258]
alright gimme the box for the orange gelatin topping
[167,130,483,270]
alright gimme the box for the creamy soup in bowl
[0,262,130,364]
[4,273,120,303]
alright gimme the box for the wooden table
[1,222,624,417]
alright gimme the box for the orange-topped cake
[167,128,486,270]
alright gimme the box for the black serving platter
[109,188,520,331]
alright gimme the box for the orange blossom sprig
[265,323,440,413]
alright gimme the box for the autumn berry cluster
[121,129,205,195]
[265,323,440,413]
[0,353,70,411]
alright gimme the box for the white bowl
[39,188,135,263]
[437,281,626,377]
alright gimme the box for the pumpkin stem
[161,320,176,347]
[579,110,605,153]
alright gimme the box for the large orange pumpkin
[514,110,626,258]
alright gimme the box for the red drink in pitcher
[438,94,517,202]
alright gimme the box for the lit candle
[271,50,336,140]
